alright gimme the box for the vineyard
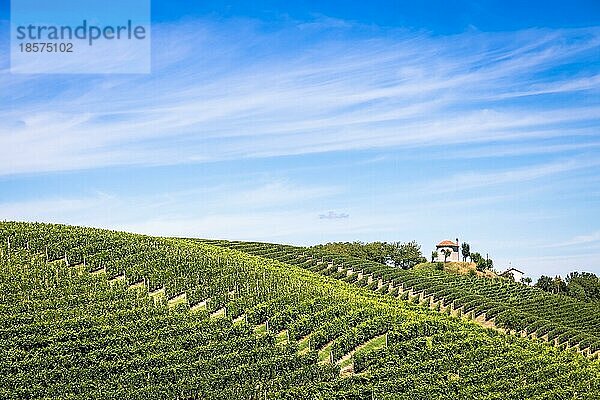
[1,222,599,399]
[201,240,600,358]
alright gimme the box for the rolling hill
[1,222,599,399]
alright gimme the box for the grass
[298,335,310,353]
[318,343,332,364]
[359,334,386,353]
[339,334,388,370]
[167,294,187,308]
[276,330,288,345]
[254,323,268,335]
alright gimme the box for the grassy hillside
[1,222,599,399]
[413,261,498,278]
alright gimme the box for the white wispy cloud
[541,231,600,248]
[434,137,600,159]
[0,20,598,175]
[319,211,349,220]
[417,157,600,194]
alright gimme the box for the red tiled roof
[436,240,457,247]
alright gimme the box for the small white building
[434,239,460,262]
[502,268,525,282]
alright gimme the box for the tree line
[534,271,600,303]
[311,241,427,269]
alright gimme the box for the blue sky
[1,1,599,279]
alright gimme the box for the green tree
[476,258,493,272]
[537,275,567,294]
[461,242,470,262]
[313,240,425,269]
[566,271,600,301]
[390,240,426,269]
[364,242,389,264]
[535,272,599,301]
[567,282,586,301]
[535,275,554,292]
[431,250,438,263]
[470,252,483,265]
[471,252,492,272]
[552,276,567,294]
[484,258,493,271]
[441,249,452,263]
